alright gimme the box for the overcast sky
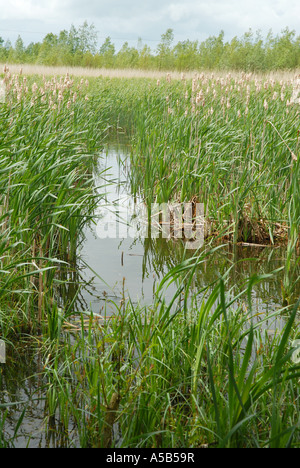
[0,0,299,50]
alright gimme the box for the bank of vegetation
[1,23,300,72]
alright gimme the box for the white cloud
[0,0,299,46]
[0,0,64,21]
[160,0,300,42]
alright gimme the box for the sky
[0,0,299,51]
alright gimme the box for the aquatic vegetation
[0,67,107,336]
[89,71,300,302]
[0,68,299,448]
[91,72,299,245]
[40,264,300,448]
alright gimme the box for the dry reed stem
[266,120,298,161]
[1,63,300,82]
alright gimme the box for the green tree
[99,37,115,67]
[37,33,59,65]
[78,21,98,54]
[272,28,298,68]
[68,24,80,55]
[25,42,41,63]
[4,39,12,56]
[138,44,153,69]
[157,28,174,69]
[221,36,243,69]
[0,36,6,61]
[13,35,25,63]
[199,31,224,69]
[58,29,69,47]
[116,42,139,68]
[173,39,199,70]
[246,30,266,71]
[56,30,73,65]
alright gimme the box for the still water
[1,140,299,447]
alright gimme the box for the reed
[0,67,107,336]
[40,259,300,448]
[87,72,299,247]
[1,68,299,448]
[85,72,300,306]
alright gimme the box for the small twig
[238,242,270,248]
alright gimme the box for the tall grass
[40,257,300,448]
[0,68,107,336]
[1,68,299,448]
[88,73,299,244]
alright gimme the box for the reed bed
[1,63,300,82]
[0,67,107,337]
[89,72,300,243]
[0,68,299,448]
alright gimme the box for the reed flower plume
[290,77,300,104]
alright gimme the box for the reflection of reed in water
[140,235,300,311]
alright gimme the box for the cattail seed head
[192,78,197,93]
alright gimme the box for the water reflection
[0,344,77,448]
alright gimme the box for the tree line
[1,22,300,71]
